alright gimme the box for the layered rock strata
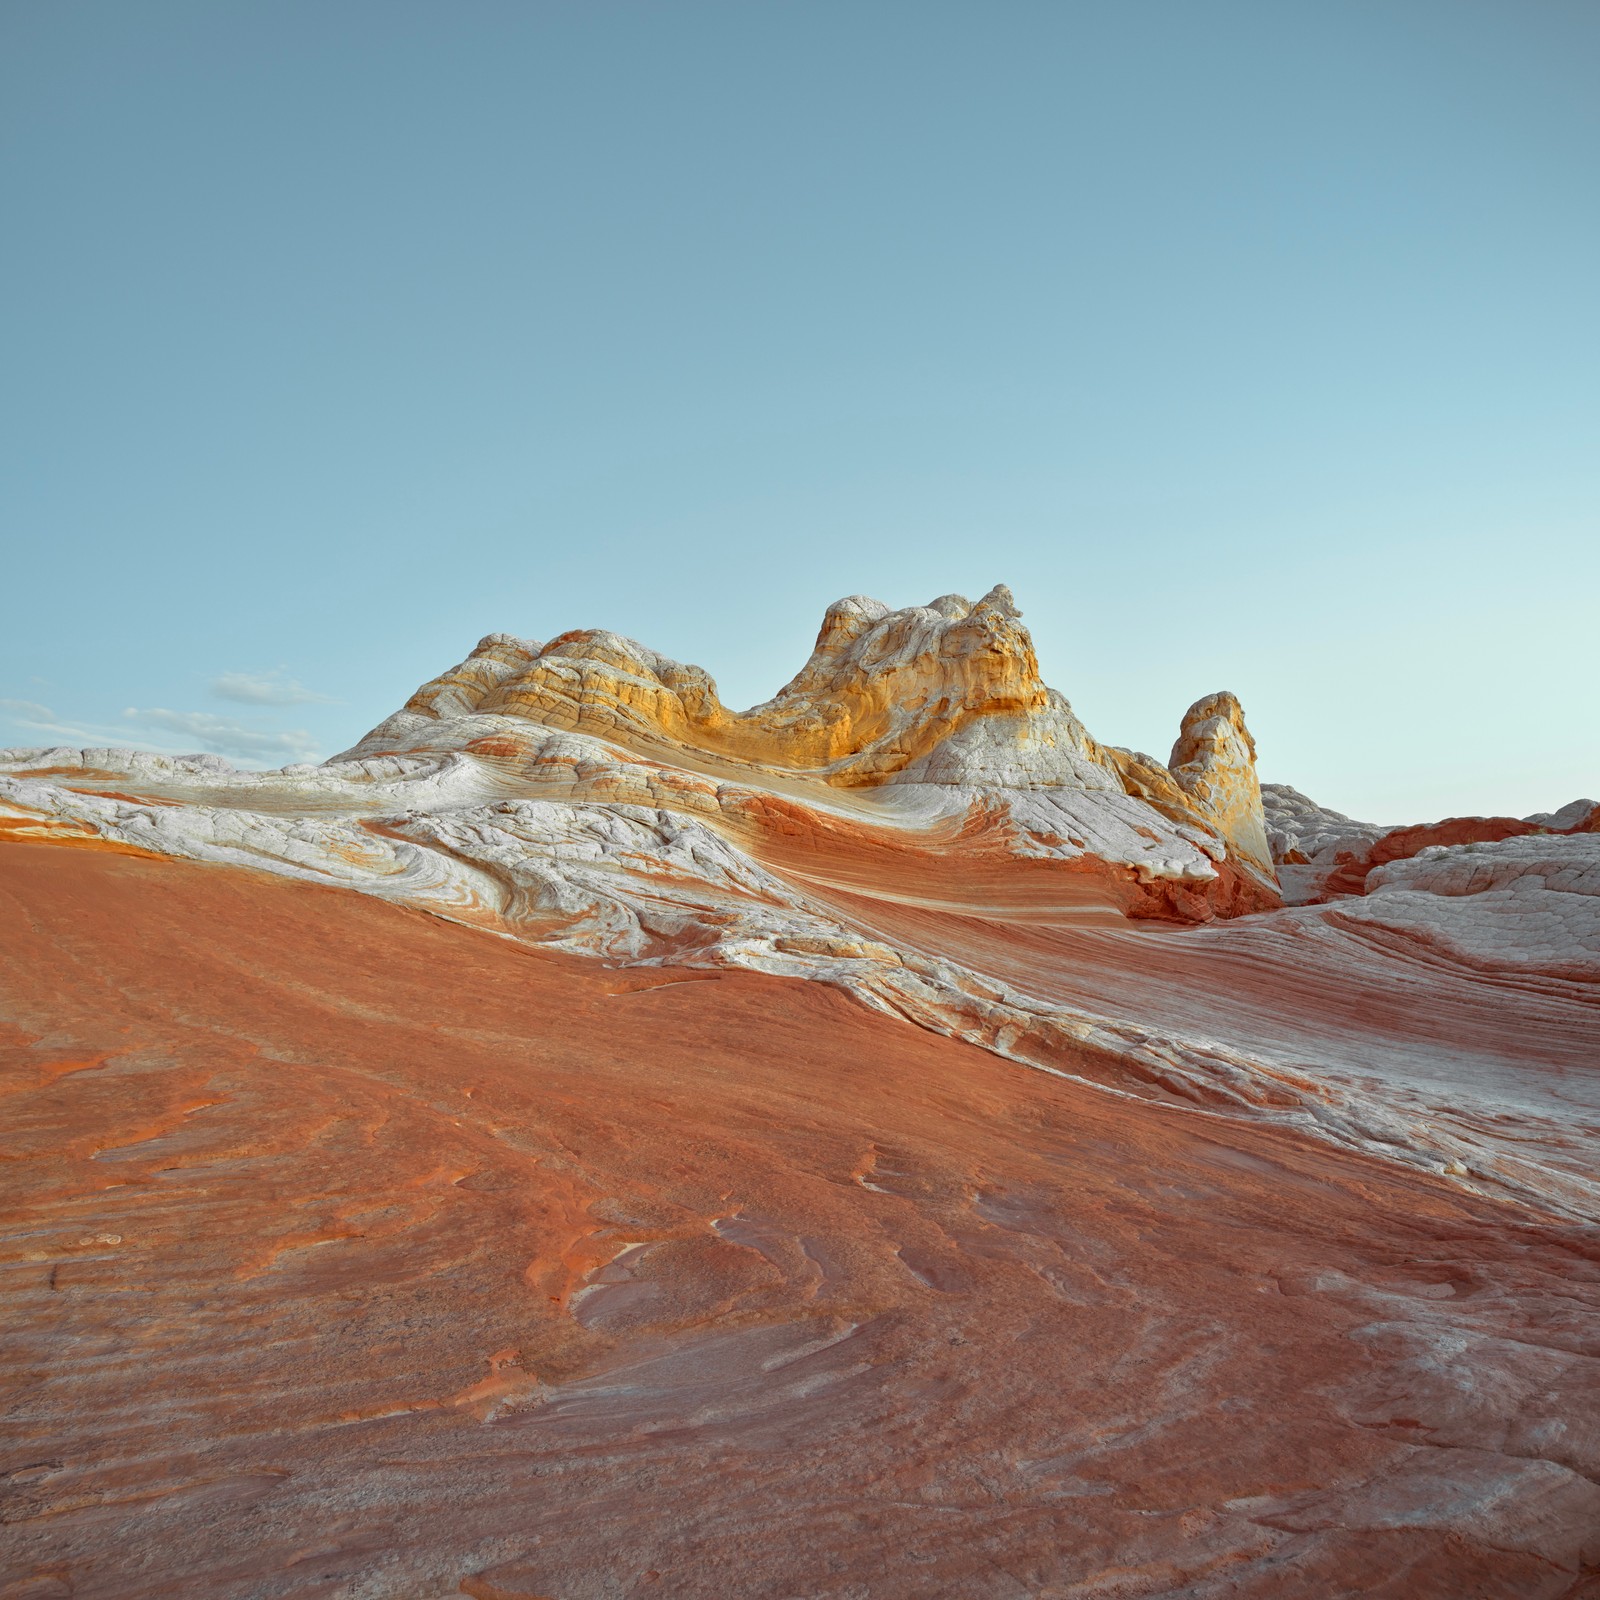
[331,586,1276,917]
[3,844,1598,1600]
[1262,780,1600,903]
[2,587,1598,1598]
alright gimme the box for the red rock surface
[4,842,1598,1599]
[1318,816,1550,898]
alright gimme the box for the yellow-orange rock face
[404,587,1059,782]
[1167,690,1276,884]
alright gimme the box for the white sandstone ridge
[333,584,1281,913]
[1261,781,1600,904]
[1262,783,1393,865]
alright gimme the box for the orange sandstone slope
[2,843,1598,1600]
[2,586,1599,1598]
[3,585,1594,1219]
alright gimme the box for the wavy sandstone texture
[2,587,1598,1599]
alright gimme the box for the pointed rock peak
[825,594,893,625]
[973,583,1020,619]
[1173,691,1257,766]
[765,585,1047,734]
[1168,691,1274,884]
[809,594,893,662]
[471,632,541,659]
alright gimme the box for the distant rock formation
[1261,781,1390,864]
[356,584,1084,785]
[1261,781,1600,903]
[336,585,1279,917]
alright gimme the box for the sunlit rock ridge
[2,585,1598,1598]
[331,582,1278,915]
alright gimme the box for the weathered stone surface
[3,845,1598,1600]
[1261,781,1389,865]
[347,586,1082,786]
[331,586,1276,911]
[1339,832,1600,982]
[1264,781,1600,903]
[1167,691,1275,884]
[2,588,1597,1597]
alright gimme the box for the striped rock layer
[2,587,1597,1598]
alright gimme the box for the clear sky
[3,1,1596,822]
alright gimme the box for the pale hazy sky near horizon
[3,1,1596,822]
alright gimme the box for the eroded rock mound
[1262,781,1391,864]
[283,586,1275,919]
[354,585,1062,779]
[1261,781,1600,905]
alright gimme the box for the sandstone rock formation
[358,585,1098,786]
[1261,780,1600,903]
[2,587,1598,1599]
[1261,780,1391,864]
[329,586,1274,917]
[1167,690,1275,883]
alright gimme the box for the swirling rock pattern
[2,588,1598,1598]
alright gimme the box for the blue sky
[3,1,1595,821]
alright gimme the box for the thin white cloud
[1,698,59,723]
[0,696,322,769]
[124,708,323,765]
[211,670,335,706]
[0,698,167,753]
